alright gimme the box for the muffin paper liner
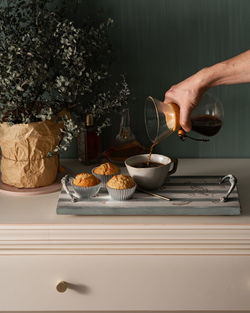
[106,184,136,201]
[70,178,101,199]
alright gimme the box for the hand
[164,73,207,132]
[164,50,250,132]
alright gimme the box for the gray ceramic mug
[125,154,178,190]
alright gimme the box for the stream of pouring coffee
[147,140,159,166]
[146,108,175,166]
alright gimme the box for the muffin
[71,173,101,198]
[106,174,136,200]
[93,162,119,175]
[92,162,120,187]
[73,173,100,187]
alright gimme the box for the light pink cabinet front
[0,255,250,311]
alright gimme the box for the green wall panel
[62,0,250,158]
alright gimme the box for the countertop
[0,158,250,226]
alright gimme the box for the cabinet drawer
[0,255,250,311]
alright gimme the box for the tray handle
[219,174,237,202]
[61,175,77,202]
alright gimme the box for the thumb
[179,106,192,132]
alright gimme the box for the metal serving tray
[56,176,240,216]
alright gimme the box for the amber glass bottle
[85,114,100,164]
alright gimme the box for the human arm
[164,49,250,131]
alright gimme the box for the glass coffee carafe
[144,92,224,144]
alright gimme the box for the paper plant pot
[0,120,61,188]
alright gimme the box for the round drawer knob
[56,281,68,293]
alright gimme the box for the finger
[163,95,176,107]
[164,87,176,102]
[180,106,192,132]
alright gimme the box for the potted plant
[0,0,130,188]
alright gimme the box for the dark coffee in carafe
[191,115,222,136]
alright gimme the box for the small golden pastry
[93,162,119,175]
[73,173,100,187]
[107,174,136,190]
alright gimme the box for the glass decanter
[102,108,147,163]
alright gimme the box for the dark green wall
[61,0,250,159]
